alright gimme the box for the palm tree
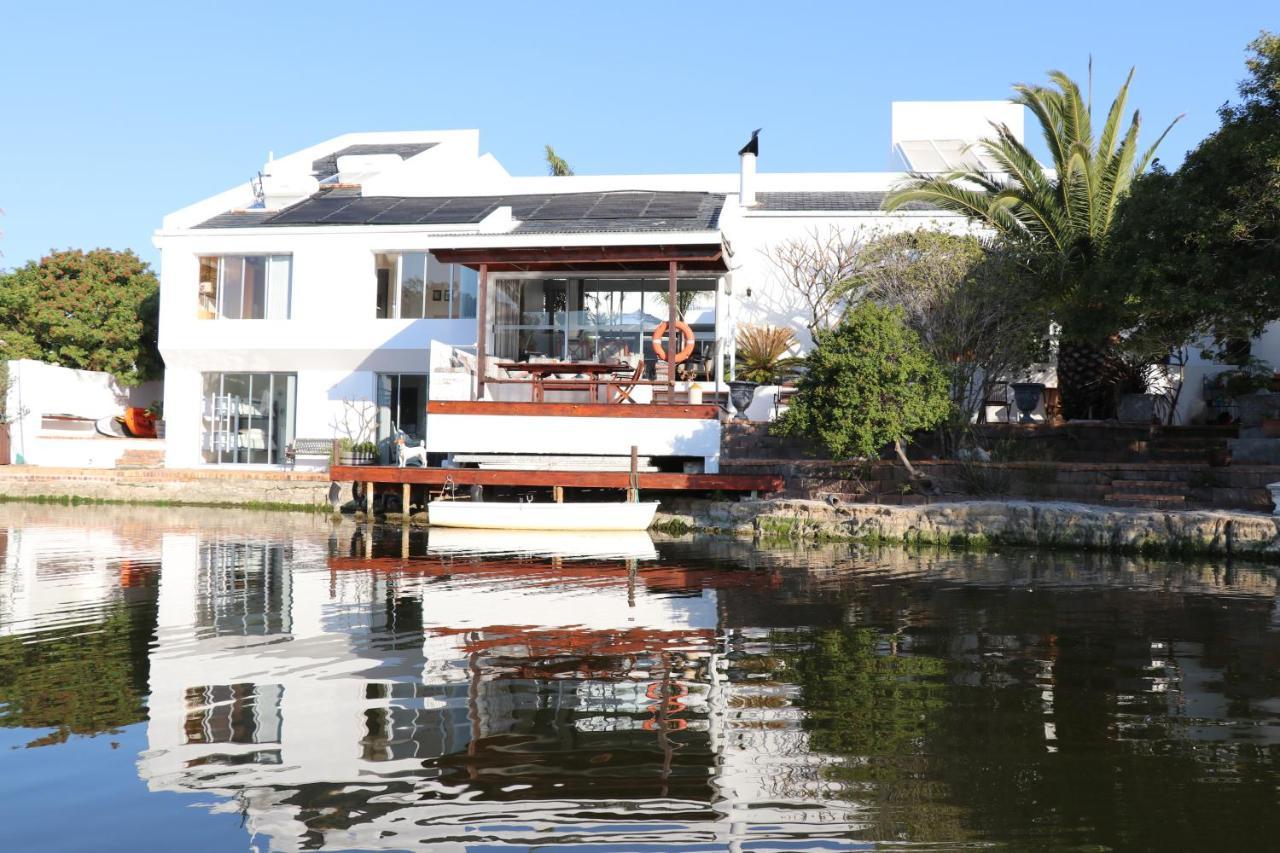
[544,145,574,177]
[885,67,1180,418]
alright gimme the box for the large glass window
[375,252,476,319]
[197,255,292,320]
[492,277,717,377]
[201,372,297,465]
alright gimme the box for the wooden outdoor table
[497,362,629,402]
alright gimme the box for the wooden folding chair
[607,361,645,404]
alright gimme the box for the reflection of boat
[428,500,659,531]
[426,527,658,560]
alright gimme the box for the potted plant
[338,438,377,466]
[147,400,165,439]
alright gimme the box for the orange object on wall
[123,407,156,438]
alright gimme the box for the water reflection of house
[137,529,837,851]
[0,523,158,638]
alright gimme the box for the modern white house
[152,104,1004,475]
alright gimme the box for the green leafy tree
[857,230,1047,440]
[0,249,161,385]
[775,303,949,475]
[1104,32,1280,351]
[544,145,574,176]
[885,67,1180,419]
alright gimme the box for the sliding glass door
[201,373,297,464]
[376,373,429,463]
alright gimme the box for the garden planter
[154,419,166,439]
[727,381,759,421]
[1010,382,1045,424]
[339,452,375,466]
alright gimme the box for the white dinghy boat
[426,500,659,532]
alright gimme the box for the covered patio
[430,242,730,408]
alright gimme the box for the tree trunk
[893,438,920,480]
[1057,339,1124,421]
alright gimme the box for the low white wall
[4,359,163,466]
[426,413,721,470]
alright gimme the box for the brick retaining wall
[0,466,345,509]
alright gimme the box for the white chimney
[738,129,760,208]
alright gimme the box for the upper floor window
[375,252,476,320]
[198,255,292,320]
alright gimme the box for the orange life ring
[651,321,695,363]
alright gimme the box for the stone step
[116,449,165,470]
[1104,492,1187,506]
[1110,479,1189,494]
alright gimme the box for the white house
[154,102,1083,476]
[152,107,988,474]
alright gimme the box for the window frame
[198,254,293,320]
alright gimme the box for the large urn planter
[727,381,759,421]
[1009,382,1045,424]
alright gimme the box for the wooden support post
[628,445,639,503]
[475,263,489,401]
[401,521,410,560]
[365,481,374,517]
[667,260,677,398]
[552,485,564,503]
[402,482,411,516]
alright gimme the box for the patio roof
[430,242,728,273]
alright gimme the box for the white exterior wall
[155,228,478,467]
[1173,321,1280,425]
[719,201,970,350]
[426,412,721,469]
[3,359,163,466]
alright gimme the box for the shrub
[775,303,949,474]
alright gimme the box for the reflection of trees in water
[778,626,970,842]
[748,543,1280,848]
[0,578,158,748]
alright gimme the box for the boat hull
[427,500,659,531]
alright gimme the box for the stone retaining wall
[0,466,343,509]
[656,498,1280,561]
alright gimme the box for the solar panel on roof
[316,197,405,224]
[264,198,354,224]
[364,198,447,224]
[525,195,600,220]
[421,198,499,224]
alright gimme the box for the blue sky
[0,1,1272,270]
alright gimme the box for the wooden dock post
[552,485,564,503]
[402,482,411,516]
[628,445,639,503]
[365,481,374,517]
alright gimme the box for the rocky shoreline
[654,498,1280,561]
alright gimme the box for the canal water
[1,504,1278,851]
